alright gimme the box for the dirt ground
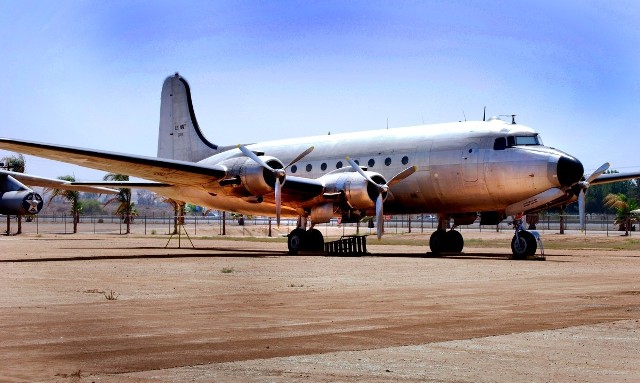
[1,230,639,382]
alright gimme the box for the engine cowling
[321,171,387,210]
[218,156,284,197]
[0,190,43,215]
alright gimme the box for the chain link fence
[2,213,634,237]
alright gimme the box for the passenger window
[494,137,506,150]
[368,159,375,167]
[401,156,409,165]
[336,161,343,169]
[385,157,392,166]
[291,165,297,173]
[306,164,312,172]
[321,162,327,171]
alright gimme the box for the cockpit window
[514,135,540,145]
[494,134,542,150]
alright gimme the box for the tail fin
[157,73,219,162]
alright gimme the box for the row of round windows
[290,156,410,174]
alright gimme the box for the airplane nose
[557,155,584,187]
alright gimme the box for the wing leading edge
[591,171,640,186]
[0,138,226,188]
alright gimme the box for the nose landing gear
[510,215,544,260]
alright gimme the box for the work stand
[164,224,195,249]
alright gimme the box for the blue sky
[1,0,639,180]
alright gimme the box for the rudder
[157,73,219,162]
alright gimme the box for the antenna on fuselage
[498,114,517,124]
[483,106,486,122]
[462,110,467,122]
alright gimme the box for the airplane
[0,170,118,216]
[1,73,639,258]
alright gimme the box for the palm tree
[603,193,639,236]
[2,154,26,234]
[45,175,82,234]
[103,173,136,234]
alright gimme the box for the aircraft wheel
[511,230,537,259]
[445,230,464,253]
[429,230,447,254]
[288,228,306,255]
[305,229,325,252]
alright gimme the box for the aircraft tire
[429,230,447,254]
[288,228,306,255]
[510,230,537,259]
[304,228,325,252]
[445,230,464,253]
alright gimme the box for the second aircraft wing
[0,138,227,189]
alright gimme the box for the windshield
[514,135,541,145]
[494,134,542,150]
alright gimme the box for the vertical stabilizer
[157,73,219,162]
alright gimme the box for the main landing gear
[429,229,464,254]
[287,226,325,254]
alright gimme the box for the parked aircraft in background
[1,74,639,257]
[0,170,117,216]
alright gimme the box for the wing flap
[0,138,226,188]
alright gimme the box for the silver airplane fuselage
[188,117,582,221]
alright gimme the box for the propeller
[577,162,610,230]
[346,157,417,239]
[238,145,314,226]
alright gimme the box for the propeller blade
[239,145,315,226]
[238,145,275,172]
[346,156,388,194]
[376,193,384,240]
[388,166,417,188]
[285,146,314,170]
[586,162,610,184]
[275,179,281,226]
[579,189,586,230]
[346,156,374,183]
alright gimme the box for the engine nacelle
[321,171,387,210]
[0,190,43,215]
[218,156,284,197]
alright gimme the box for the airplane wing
[590,171,640,186]
[0,170,119,194]
[0,138,226,188]
[70,181,172,191]
[280,176,325,201]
